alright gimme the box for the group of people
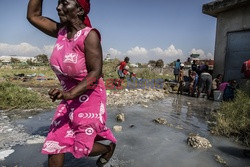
[174,59,237,101]
[174,59,200,96]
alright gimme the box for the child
[188,70,198,96]
[223,80,237,101]
[174,59,181,82]
[177,64,185,94]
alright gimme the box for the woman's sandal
[96,143,116,167]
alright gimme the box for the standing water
[0,94,249,167]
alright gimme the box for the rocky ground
[0,111,46,161]
[107,88,168,106]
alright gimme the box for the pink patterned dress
[41,27,117,158]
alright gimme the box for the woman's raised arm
[27,0,60,38]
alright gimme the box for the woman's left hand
[48,88,70,102]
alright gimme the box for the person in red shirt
[117,57,130,78]
[114,57,130,87]
[241,59,250,79]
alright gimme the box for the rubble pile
[107,88,167,106]
[187,134,212,149]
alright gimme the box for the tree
[26,58,35,66]
[169,60,176,67]
[148,60,156,67]
[156,59,164,68]
[35,54,49,65]
[10,57,21,64]
[136,63,142,68]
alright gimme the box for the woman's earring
[78,8,85,16]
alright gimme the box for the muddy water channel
[0,94,249,167]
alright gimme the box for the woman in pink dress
[27,0,116,166]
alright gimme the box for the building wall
[213,5,250,79]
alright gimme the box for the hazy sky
[0,0,216,63]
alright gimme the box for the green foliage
[148,60,156,67]
[212,82,250,146]
[26,58,36,66]
[10,57,21,64]
[137,63,142,67]
[0,66,55,79]
[35,54,49,65]
[103,58,120,79]
[0,82,52,110]
[156,59,164,68]
[136,68,158,79]
[169,60,176,67]
[103,59,172,81]
[12,63,30,69]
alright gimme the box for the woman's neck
[65,21,86,39]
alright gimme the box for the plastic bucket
[214,90,222,101]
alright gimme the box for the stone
[164,90,169,94]
[154,118,168,125]
[0,149,15,161]
[113,125,122,132]
[214,155,228,166]
[129,124,135,128]
[175,125,183,130]
[172,85,179,91]
[187,134,212,149]
[116,113,125,122]
[26,136,45,144]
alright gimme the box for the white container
[214,90,222,101]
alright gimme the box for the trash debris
[116,113,125,122]
[113,125,122,132]
[187,133,212,149]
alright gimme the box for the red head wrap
[76,0,92,27]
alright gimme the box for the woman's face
[57,0,79,24]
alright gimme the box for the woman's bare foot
[96,143,116,167]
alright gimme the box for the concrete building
[202,0,250,81]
